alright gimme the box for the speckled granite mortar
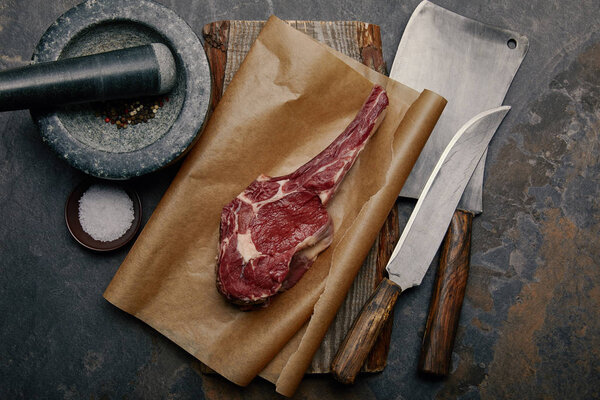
[31,0,211,179]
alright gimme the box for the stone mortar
[31,0,211,180]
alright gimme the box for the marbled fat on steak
[217,85,389,306]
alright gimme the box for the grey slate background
[1,0,599,399]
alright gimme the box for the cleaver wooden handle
[331,278,402,384]
[419,209,473,375]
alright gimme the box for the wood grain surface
[201,20,399,374]
[330,278,402,384]
[419,209,473,375]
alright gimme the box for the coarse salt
[78,184,135,242]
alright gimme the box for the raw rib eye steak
[217,85,389,306]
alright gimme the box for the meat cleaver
[332,0,528,380]
[391,1,528,376]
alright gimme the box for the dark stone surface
[0,0,598,399]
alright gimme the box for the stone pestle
[0,43,176,111]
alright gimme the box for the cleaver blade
[392,0,528,210]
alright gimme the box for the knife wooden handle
[419,209,473,375]
[331,278,402,384]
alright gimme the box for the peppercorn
[95,95,169,129]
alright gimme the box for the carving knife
[331,106,510,384]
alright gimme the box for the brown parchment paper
[104,15,445,397]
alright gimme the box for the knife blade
[388,1,528,375]
[330,106,510,384]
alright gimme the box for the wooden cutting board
[202,20,399,374]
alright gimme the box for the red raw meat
[217,85,389,306]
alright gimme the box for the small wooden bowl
[65,181,142,252]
